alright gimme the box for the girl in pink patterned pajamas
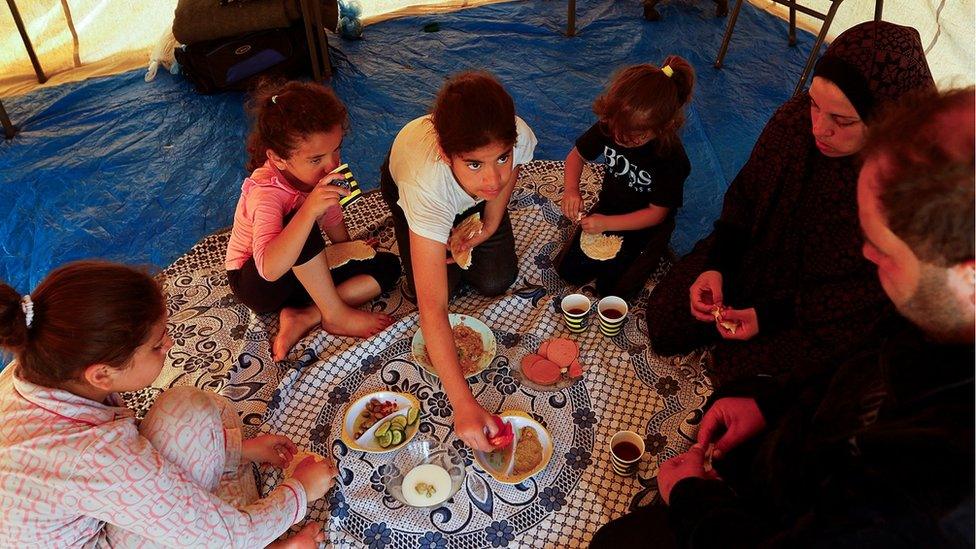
[0,261,336,548]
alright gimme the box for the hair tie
[20,295,34,328]
[271,95,279,104]
[661,65,674,78]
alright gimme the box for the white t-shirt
[389,114,537,244]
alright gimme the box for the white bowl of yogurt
[384,439,466,508]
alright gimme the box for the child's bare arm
[562,148,585,219]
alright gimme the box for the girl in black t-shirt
[557,57,695,298]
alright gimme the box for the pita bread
[449,213,484,270]
[579,232,623,261]
[325,240,376,268]
[711,306,739,335]
[284,449,327,478]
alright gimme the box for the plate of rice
[412,314,496,379]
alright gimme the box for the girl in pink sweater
[226,81,401,360]
[0,261,336,547]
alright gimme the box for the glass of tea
[560,293,592,333]
[597,296,629,337]
[609,430,645,476]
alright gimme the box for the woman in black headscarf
[646,21,935,388]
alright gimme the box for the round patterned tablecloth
[249,161,713,548]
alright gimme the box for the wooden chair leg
[1,99,18,140]
[714,0,745,69]
[297,0,322,82]
[788,1,797,46]
[311,0,331,79]
[793,0,842,95]
[567,0,576,36]
[874,0,883,21]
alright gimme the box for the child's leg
[230,258,325,361]
[330,251,402,305]
[555,226,603,287]
[460,210,518,297]
[379,156,417,298]
[107,387,258,547]
[292,251,392,338]
[595,221,674,299]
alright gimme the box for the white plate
[411,314,497,379]
[341,391,421,454]
[473,411,554,485]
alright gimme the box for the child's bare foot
[273,306,322,361]
[322,306,393,338]
[267,521,326,549]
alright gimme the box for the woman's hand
[696,397,766,459]
[562,189,582,221]
[300,174,349,219]
[580,214,610,234]
[453,399,498,452]
[291,455,338,501]
[716,307,759,340]
[242,434,297,467]
[689,271,724,322]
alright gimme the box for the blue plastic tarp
[0,0,815,294]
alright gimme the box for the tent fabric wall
[0,0,178,96]
[1,0,972,98]
[748,0,975,87]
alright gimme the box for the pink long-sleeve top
[0,370,307,547]
[225,161,343,279]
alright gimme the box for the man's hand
[689,271,724,322]
[242,434,297,467]
[716,307,759,340]
[454,399,498,452]
[696,397,766,459]
[658,444,719,504]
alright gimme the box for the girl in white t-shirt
[379,71,537,451]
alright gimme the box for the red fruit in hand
[487,415,514,448]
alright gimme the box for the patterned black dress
[646,21,936,388]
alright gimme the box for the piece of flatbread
[579,232,623,261]
[711,306,738,335]
[449,213,483,270]
[325,240,376,268]
[284,449,327,478]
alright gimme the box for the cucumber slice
[389,429,404,446]
[406,407,419,426]
[391,415,407,431]
[375,420,391,438]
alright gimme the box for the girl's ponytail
[661,55,695,107]
[0,284,29,355]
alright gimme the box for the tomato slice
[488,415,514,448]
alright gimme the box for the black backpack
[174,25,311,94]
